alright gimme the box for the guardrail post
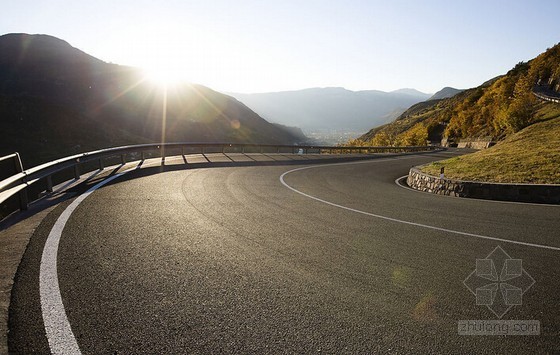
[98,158,104,170]
[46,175,53,193]
[181,147,185,156]
[221,145,225,154]
[201,147,205,154]
[73,161,80,179]
[13,153,29,209]
[18,189,28,211]
[121,154,126,165]
[14,152,24,173]
[241,146,245,154]
[141,151,146,161]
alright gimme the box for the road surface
[9,150,560,354]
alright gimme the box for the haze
[1,0,559,94]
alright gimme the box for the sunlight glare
[144,64,187,87]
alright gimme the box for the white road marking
[280,161,560,252]
[41,150,549,354]
[39,156,195,354]
[35,153,425,353]
[40,169,135,354]
[36,154,388,354]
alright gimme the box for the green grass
[421,116,560,184]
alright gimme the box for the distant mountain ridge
[390,88,429,96]
[0,33,304,166]
[229,87,431,132]
[429,87,463,100]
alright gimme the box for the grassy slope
[421,115,560,184]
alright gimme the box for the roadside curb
[406,166,560,204]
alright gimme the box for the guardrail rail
[0,142,438,220]
[532,86,560,104]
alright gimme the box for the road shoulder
[0,204,58,354]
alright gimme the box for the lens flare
[144,66,185,88]
[230,119,241,129]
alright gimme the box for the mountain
[0,33,305,167]
[270,123,307,141]
[357,43,560,147]
[428,87,463,100]
[229,87,431,132]
[390,88,429,96]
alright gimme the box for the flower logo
[463,246,535,318]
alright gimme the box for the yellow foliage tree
[395,123,428,146]
[370,131,393,146]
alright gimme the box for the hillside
[0,33,305,167]
[421,116,560,183]
[356,43,560,146]
[230,87,431,131]
[0,95,145,167]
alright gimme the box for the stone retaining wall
[407,167,560,204]
[457,137,494,149]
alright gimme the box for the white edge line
[395,175,560,208]
[35,155,412,354]
[279,161,560,252]
[40,167,136,355]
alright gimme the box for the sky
[1,0,559,94]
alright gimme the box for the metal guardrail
[0,142,437,217]
[533,90,560,104]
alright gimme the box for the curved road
[9,151,560,354]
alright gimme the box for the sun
[143,64,188,88]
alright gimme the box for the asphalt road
[9,151,560,354]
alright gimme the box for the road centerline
[279,160,560,252]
